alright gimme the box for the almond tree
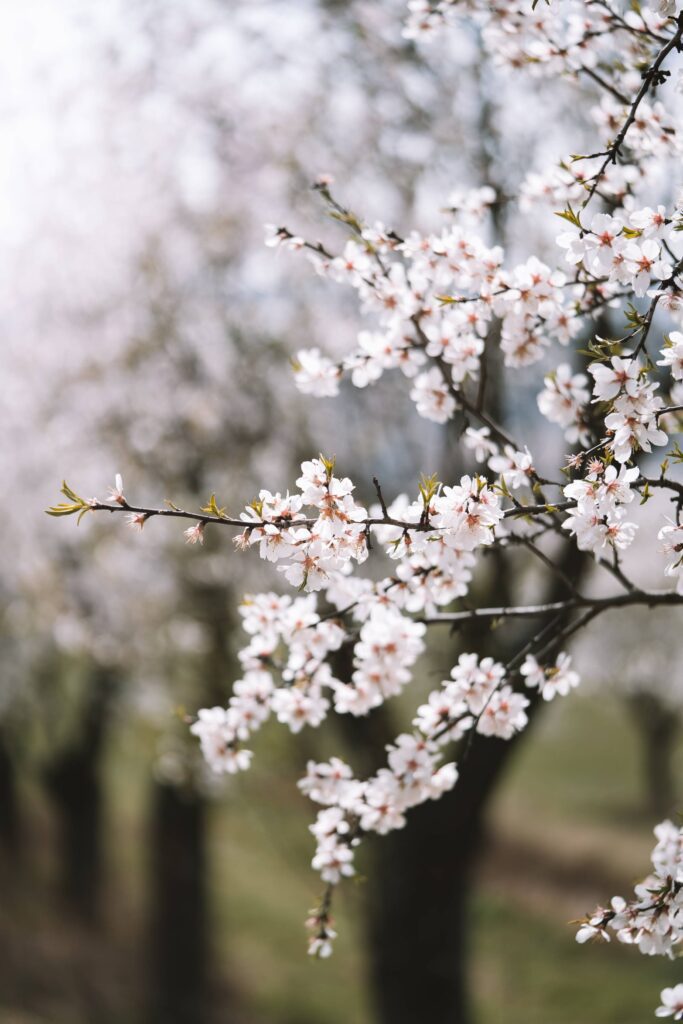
[41,0,683,1019]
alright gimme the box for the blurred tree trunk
[149,780,209,1024]
[367,732,526,1024]
[627,692,679,819]
[0,728,20,855]
[147,575,239,1024]
[43,664,117,923]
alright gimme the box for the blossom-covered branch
[46,0,683,990]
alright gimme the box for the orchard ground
[2,686,679,1024]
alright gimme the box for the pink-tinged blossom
[296,458,335,504]
[537,364,589,442]
[577,818,683,993]
[656,986,683,1020]
[652,819,683,882]
[190,708,252,775]
[521,652,580,701]
[604,387,667,463]
[446,184,496,221]
[588,356,640,403]
[348,331,396,387]
[311,838,355,884]
[298,758,355,807]
[562,461,639,559]
[414,687,473,743]
[278,538,334,592]
[658,333,683,381]
[447,652,506,716]
[271,685,330,733]
[410,367,457,423]
[334,606,426,714]
[502,256,565,316]
[630,205,669,240]
[329,240,373,287]
[575,897,627,944]
[107,473,126,505]
[184,522,205,545]
[239,592,296,639]
[586,358,668,463]
[557,213,625,274]
[488,445,534,491]
[658,520,683,594]
[431,475,503,550]
[464,426,499,463]
[229,671,274,739]
[386,733,435,783]
[359,771,410,834]
[293,348,341,397]
[307,929,337,960]
[621,239,672,298]
[598,464,639,507]
[476,686,529,740]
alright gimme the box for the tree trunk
[43,664,117,923]
[366,791,474,1024]
[148,780,209,1024]
[147,574,237,1024]
[627,692,680,819]
[367,713,545,1024]
[0,728,20,855]
[365,542,587,1024]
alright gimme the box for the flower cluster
[278,218,587,424]
[559,210,674,298]
[191,591,346,772]
[192,640,547,957]
[537,364,590,444]
[298,732,460,958]
[405,0,675,99]
[577,820,683,1010]
[332,607,426,716]
[562,461,639,558]
[589,355,667,464]
[236,457,368,591]
[293,648,582,954]
[421,653,528,738]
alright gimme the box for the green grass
[208,739,373,1024]
[473,892,677,1024]
[491,689,681,867]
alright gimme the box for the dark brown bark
[0,728,20,855]
[43,664,117,923]
[146,574,237,1024]
[148,780,209,1024]
[366,729,534,1024]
